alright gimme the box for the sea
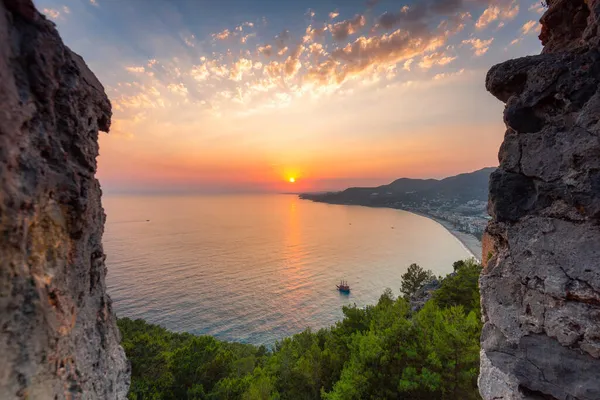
[103,194,472,346]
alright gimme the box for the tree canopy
[119,259,483,399]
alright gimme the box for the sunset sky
[35,0,544,193]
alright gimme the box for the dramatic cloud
[528,2,545,14]
[308,43,327,57]
[167,83,188,96]
[274,30,291,50]
[475,1,519,29]
[190,64,209,81]
[126,66,146,73]
[240,33,255,44]
[418,52,457,69]
[462,37,494,56]
[433,68,465,80]
[258,45,273,57]
[183,34,195,47]
[235,22,254,31]
[43,8,60,19]
[213,29,231,40]
[230,58,253,81]
[306,22,458,86]
[105,0,536,120]
[521,20,540,35]
[303,24,328,43]
[329,14,366,41]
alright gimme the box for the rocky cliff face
[480,0,600,399]
[0,0,129,398]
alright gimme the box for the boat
[337,280,351,293]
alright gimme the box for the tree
[119,259,483,400]
[433,258,482,316]
[400,263,435,298]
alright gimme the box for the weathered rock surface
[0,0,129,398]
[480,0,600,398]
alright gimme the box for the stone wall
[0,0,129,398]
[480,0,600,398]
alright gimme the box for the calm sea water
[103,194,471,346]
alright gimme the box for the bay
[103,194,471,346]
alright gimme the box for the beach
[404,210,483,261]
[432,218,482,261]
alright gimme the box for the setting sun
[289,177,296,183]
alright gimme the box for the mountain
[300,167,495,206]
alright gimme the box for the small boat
[337,280,351,293]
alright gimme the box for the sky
[34,0,545,193]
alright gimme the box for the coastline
[300,197,483,262]
[411,212,482,262]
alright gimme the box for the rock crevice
[480,0,600,399]
[0,0,129,398]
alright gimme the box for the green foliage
[433,258,482,318]
[400,263,435,298]
[120,259,483,400]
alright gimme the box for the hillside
[300,168,495,240]
[300,168,494,205]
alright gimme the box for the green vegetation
[119,259,483,399]
[399,263,435,298]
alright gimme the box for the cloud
[183,34,195,47]
[167,83,188,96]
[258,45,273,57]
[190,64,209,81]
[277,47,289,56]
[329,14,366,41]
[43,8,60,19]
[510,38,522,46]
[213,29,231,40]
[274,30,291,50]
[403,59,414,71]
[90,0,98,6]
[462,37,494,56]
[303,24,328,43]
[521,20,540,35]
[240,33,255,44]
[528,2,545,14]
[329,11,339,20]
[418,51,457,69]
[475,1,519,30]
[308,43,327,57]
[306,9,316,18]
[126,66,146,73]
[433,68,465,80]
[235,22,254,32]
[229,58,253,81]
[62,6,70,14]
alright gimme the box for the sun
[289,177,296,183]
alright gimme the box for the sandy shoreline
[397,210,483,261]
[300,197,483,262]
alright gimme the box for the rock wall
[480,0,600,399]
[0,1,129,398]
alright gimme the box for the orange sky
[38,0,544,193]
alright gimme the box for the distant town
[299,168,494,241]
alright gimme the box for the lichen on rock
[480,0,600,398]
[0,0,129,398]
